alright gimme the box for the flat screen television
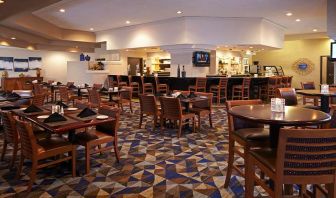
[331,42,336,61]
[193,51,210,67]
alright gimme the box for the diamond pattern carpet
[0,102,268,198]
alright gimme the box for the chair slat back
[59,86,69,102]
[33,84,44,95]
[242,78,252,88]
[196,78,207,88]
[96,106,120,136]
[219,78,228,89]
[139,94,158,114]
[14,117,37,159]
[301,82,316,90]
[0,111,18,144]
[225,100,264,132]
[276,88,298,106]
[32,94,45,106]
[88,89,101,106]
[160,97,182,119]
[193,92,213,109]
[120,87,132,100]
[277,128,336,183]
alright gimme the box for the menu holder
[321,84,329,94]
[271,98,285,113]
[44,113,67,123]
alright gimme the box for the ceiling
[33,0,327,34]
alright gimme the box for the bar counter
[109,75,269,99]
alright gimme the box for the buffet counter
[109,75,269,99]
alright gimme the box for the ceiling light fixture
[0,0,5,4]
[126,20,131,24]
[59,9,65,13]
[313,29,317,32]
[90,28,94,31]
[331,39,335,43]
[286,12,292,16]
[11,37,16,40]
[249,46,253,49]
[177,11,183,14]
[295,18,301,22]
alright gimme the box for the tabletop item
[77,108,97,118]
[44,113,67,123]
[7,92,21,98]
[23,104,43,113]
[270,98,285,112]
[37,115,49,119]
[321,84,329,93]
[96,115,108,120]
[0,105,20,111]
[100,87,108,92]
[67,107,78,111]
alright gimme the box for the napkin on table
[56,101,69,108]
[77,107,97,118]
[23,104,43,113]
[44,113,67,123]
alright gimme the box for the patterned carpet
[0,102,267,198]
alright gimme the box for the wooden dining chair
[160,97,195,137]
[260,77,280,101]
[275,88,298,106]
[128,75,140,97]
[224,99,270,188]
[66,82,74,87]
[33,83,52,102]
[93,84,103,89]
[59,86,81,105]
[73,106,120,174]
[139,94,160,130]
[188,77,207,92]
[15,117,76,192]
[117,86,133,113]
[190,92,213,130]
[246,128,336,198]
[88,89,115,108]
[141,76,154,94]
[74,99,91,109]
[210,77,228,104]
[31,94,46,106]
[155,77,168,94]
[232,77,251,100]
[116,75,128,88]
[301,81,319,106]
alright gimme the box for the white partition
[67,61,109,85]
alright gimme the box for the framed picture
[28,57,42,70]
[14,58,29,72]
[0,57,14,70]
[111,53,120,61]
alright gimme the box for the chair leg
[153,115,157,130]
[217,91,220,104]
[85,144,91,174]
[245,155,255,197]
[10,143,18,169]
[16,154,24,179]
[72,147,76,177]
[192,117,196,133]
[224,138,235,188]
[114,139,120,163]
[198,115,201,130]
[1,140,7,161]
[139,113,143,129]
[178,119,182,138]
[27,160,37,192]
[209,113,213,128]
[129,102,133,113]
[97,145,103,155]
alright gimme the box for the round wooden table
[296,89,336,113]
[229,104,331,148]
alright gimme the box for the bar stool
[141,76,154,94]
[128,76,140,97]
[210,77,228,104]
[155,77,168,94]
[188,77,207,92]
[232,77,251,100]
[116,75,128,88]
[281,76,289,88]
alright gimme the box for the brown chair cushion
[37,137,72,154]
[233,128,269,141]
[250,148,276,172]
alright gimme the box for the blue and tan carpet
[0,103,268,197]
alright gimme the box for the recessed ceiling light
[59,9,65,13]
[0,0,5,4]
[249,46,253,49]
[331,39,335,42]
[90,28,94,31]
[11,37,16,40]
[286,12,292,16]
[126,20,131,24]
[177,11,183,14]
[313,29,317,32]
[295,18,301,22]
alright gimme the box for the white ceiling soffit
[33,0,326,35]
[327,0,336,39]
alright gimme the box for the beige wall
[253,38,331,88]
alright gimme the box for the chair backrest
[276,88,298,106]
[14,117,37,159]
[139,94,158,115]
[193,92,213,109]
[120,86,132,100]
[96,106,120,136]
[219,78,228,89]
[276,128,336,184]
[59,86,69,102]
[287,76,293,87]
[93,84,103,89]
[88,89,101,106]
[33,84,43,95]
[196,77,207,88]
[66,82,74,87]
[242,77,252,88]
[0,111,18,144]
[16,81,24,90]
[301,81,315,90]
[32,94,45,106]
[74,99,91,109]
[225,100,264,132]
[173,90,190,96]
[160,97,182,119]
